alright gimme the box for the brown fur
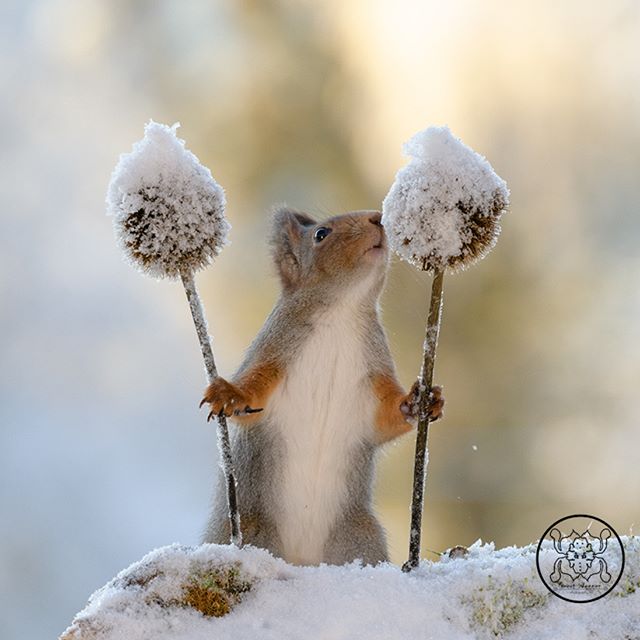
[372,375,444,444]
[201,361,281,425]
[372,374,414,444]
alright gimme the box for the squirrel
[201,207,444,566]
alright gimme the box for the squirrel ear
[269,206,317,290]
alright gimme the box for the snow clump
[60,537,640,640]
[106,121,229,280]
[382,126,509,273]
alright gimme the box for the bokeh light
[1,1,639,638]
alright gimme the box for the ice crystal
[106,121,229,279]
[382,126,509,272]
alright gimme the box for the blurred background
[1,0,639,637]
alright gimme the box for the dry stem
[403,268,444,572]
[180,268,242,547]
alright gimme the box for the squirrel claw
[426,385,444,422]
[401,382,444,422]
[244,406,263,414]
[201,377,261,420]
[232,406,263,416]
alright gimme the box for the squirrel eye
[313,227,332,243]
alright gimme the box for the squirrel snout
[366,212,385,250]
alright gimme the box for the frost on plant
[60,544,262,640]
[106,121,230,280]
[182,565,252,617]
[382,126,509,273]
[614,535,640,597]
[463,575,549,637]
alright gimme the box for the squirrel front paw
[400,382,444,422]
[200,377,263,421]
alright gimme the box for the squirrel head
[269,207,389,298]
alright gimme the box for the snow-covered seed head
[106,121,230,280]
[382,126,509,273]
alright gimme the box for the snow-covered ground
[61,538,639,640]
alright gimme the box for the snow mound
[382,126,509,273]
[61,538,640,640]
[106,121,229,280]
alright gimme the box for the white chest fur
[266,295,376,565]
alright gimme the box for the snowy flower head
[382,126,509,273]
[106,121,230,280]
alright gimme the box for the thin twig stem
[403,268,445,572]
[180,268,242,547]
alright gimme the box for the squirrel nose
[369,212,382,227]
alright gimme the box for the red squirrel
[201,207,443,565]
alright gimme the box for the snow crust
[61,537,640,640]
[382,126,509,272]
[106,121,229,280]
